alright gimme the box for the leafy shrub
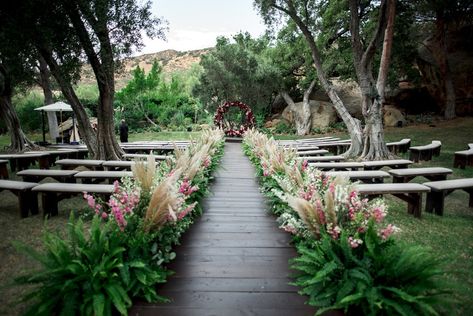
[292,224,447,315]
[14,215,166,316]
[273,121,296,134]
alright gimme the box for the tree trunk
[64,2,123,160]
[359,0,395,161]
[282,5,363,156]
[38,56,59,140]
[281,92,311,136]
[37,46,98,157]
[0,63,38,152]
[435,8,456,120]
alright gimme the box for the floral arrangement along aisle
[243,129,448,316]
[14,129,225,316]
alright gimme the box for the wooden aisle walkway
[130,142,315,316]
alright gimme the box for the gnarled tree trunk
[38,56,59,141]
[0,64,38,152]
[37,45,98,157]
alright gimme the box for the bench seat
[409,140,441,162]
[325,170,390,183]
[355,183,430,218]
[362,159,413,170]
[453,144,473,169]
[0,153,50,171]
[309,161,364,171]
[388,167,452,183]
[32,183,114,216]
[0,179,38,217]
[123,154,170,161]
[0,159,8,179]
[297,149,328,156]
[302,155,345,162]
[74,170,133,184]
[387,138,411,154]
[102,160,136,171]
[423,178,473,215]
[17,169,78,183]
[55,159,105,170]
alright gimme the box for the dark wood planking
[129,142,315,315]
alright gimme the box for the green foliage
[12,91,44,132]
[115,60,204,130]
[193,33,281,118]
[272,121,296,134]
[14,215,167,316]
[291,224,448,316]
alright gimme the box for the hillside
[80,48,212,88]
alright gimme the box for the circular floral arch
[214,101,255,137]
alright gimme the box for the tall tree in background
[0,7,39,152]
[255,0,396,159]
[2,0,166,159]
[37,56,59,141]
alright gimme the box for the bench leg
[42,192,59,217]
[394,193,422,218]
[425,191,445,216]
[409,151,420,163]
[453,155,466,169]
[18,191,30,218]
[0,165,8,179]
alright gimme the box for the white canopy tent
[35,101,78,144]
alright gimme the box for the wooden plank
[129,142,311,314]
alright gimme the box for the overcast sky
[140,0,268,53]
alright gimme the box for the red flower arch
[214,101,255,137]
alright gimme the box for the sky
[140,0,268,54]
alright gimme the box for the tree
[2,0,166,159]
[255,0,396,159]
[116,61,163,127]
[194,34,282,119]
[37,56,59,141]
[0,6,39,152]
[0,63,38,152]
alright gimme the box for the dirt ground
[0,185,86,315]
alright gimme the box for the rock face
[311,78,363,118]
[383,105,407,127]
[281,100,338,129]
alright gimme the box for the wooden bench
[102,160,136,171]
[0,159,9,179]
[453,144,473,169]
[55,159,105,170]
[409,140,442,162]
[0,153,50,171]
[32,183,115,216]
[292,145,319,151]
[301,155,345,162]
[26,149,79,166]
[297,149,329,156]
[17,169,78,183]
[0,179,38,217]
[362,159,413,170]
[388,167,453,183]
[387,138,411,154]
[355,183,431,218]
[423,178,473,216]
[317,141,352,155]
[74,170,133,184]
[325,170,390,183]
[123,153,169,161]
[309,161,364,171]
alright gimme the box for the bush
[14,215,167,316]
[292,224,447,315]
[273,121,295,134]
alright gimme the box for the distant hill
[80,48,212,88]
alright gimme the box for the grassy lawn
[0,118,472,314]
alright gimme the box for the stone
[383,105,407,127]
[264,119,281,128]
[281,100,338,129]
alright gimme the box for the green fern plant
[291,223,449,316]
[14,214,166,316]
